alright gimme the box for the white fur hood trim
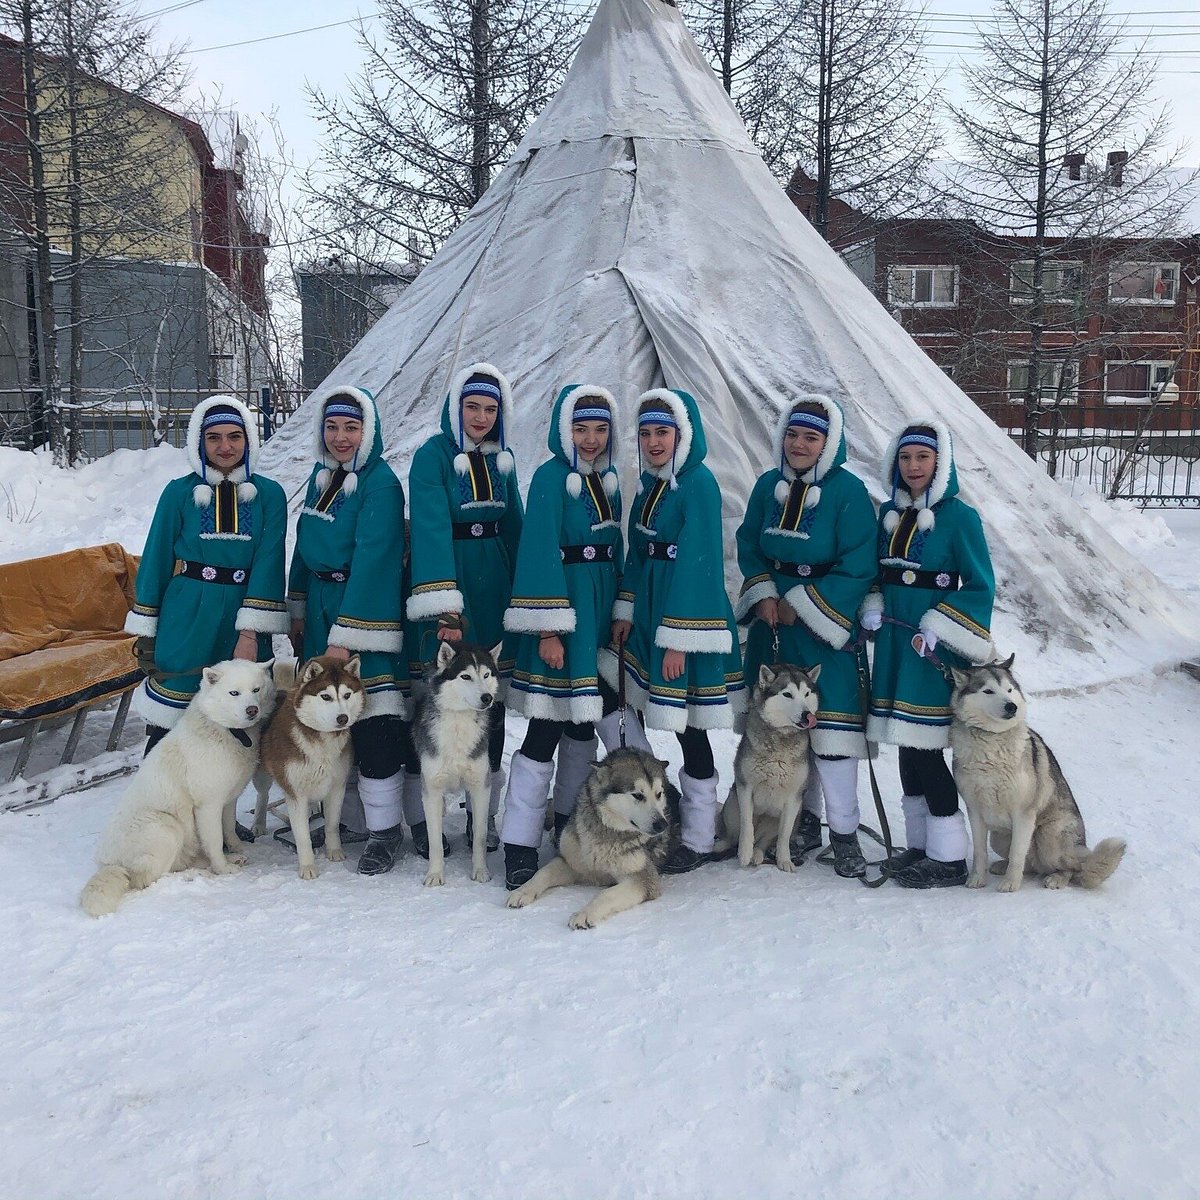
[772,393,843,486]
[309,384,378,498]
[558,384,620,496]
[186,395,259,503]
[882,418,953,531]
[449,362,515,473]
[635,388,693,490]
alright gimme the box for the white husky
[412,641,499,887]
[80,659,274,917]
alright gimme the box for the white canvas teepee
[261,0,1199,683]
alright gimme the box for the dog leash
[879,615,956,684]
[617,636,628,750]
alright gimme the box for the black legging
[519,681,621,764]
[898,746,959,817]
[488,704,506,772]
[352,714,412,779]
[677,727,714,780]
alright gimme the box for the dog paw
[210,860,240,875]
[966,872,988,889]
[471,866,491,884]
[506,889,533,908]
[774,853,796,874]
[1043,872,1070,890]
[997,877,1022,893]
[568,909,595,930]
[252,821,267,838]
[298,863,319,881]
[226,850,249,868]
[751,848,766,866]
[423,869,444,887]
[326,847,346,863]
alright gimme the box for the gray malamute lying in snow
[949,656,1125,892]
[254,655,366,880]
[80,658,274,916]
[413,640,500,887]
[712,663,821,870]
[507,748,674,929]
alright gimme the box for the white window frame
[1108,261,1179,306]
[887,264,959,309]
[1006,357,1079,405]
[1103,359,1176,406]
[1009,260,1084,306]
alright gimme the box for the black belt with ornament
[772,559,834,580]
[645,540,678,560]
[314,568,351,583]
[176,559,248,586]
[452,520,500,540]
[881,566,960,590]
[561,543,616,565]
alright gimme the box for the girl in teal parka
[602,388,745,874]
[861,420,996,888]
[404,364,524,856]
[736,395,877,876]
[126,395,288,747]
[287,385,410,875]
[499,385,653,889]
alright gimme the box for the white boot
[358,771,403,833]
[499,753,555,849]
[340,768,367,836]
[801,760,825,819]
[401,771,424,828]
[677,769,720,854]
[926,810,967,864]
[901,793,928,851]
[814,756,861,836]
[596,708,653,754]
[553,733,598,818]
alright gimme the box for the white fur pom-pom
[315,468,332,492]
[894,491,913,510]
[668,473,679,491]
[342,472,359,497]
[602,470,619,497]
[193,484,213,508]
[883,510,900,533]
[774,479,790,505]
[496,449,515,475]
[566,472,583,498]
[803,485,821,509]
[453,452,470,475]
[636,479,645,495]
[916,507,935,531]
[237,481,257,503]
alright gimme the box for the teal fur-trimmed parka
[736,395,877,757]
[864,419,995,749]
[125,395,288,728]
[287,384,409,718]
[405,363,524,680]
[505,385,623,724]
[599,388,744,732]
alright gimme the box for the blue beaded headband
[787,411,829,434]
[897,432,938,452]
[462,381,502,402]
[638,409,677,427]
[323,401,363,421]
[201,407,246,432]
[572,406,611,422]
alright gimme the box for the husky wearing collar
[80,658,274,916]
[413,640,501,887]
[713,663,821,869]
[507,749,674,929]
[950,656,1125,892]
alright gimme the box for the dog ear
[300,659,324,684]
[259,657,276,675]
[488,641,503,667]
[806,663,822,683]
[950,665,969,689]
[436,640,456,671]
[343,654,362,678]
[658,759,671,770]
[997,652,1015,670]
[758,664,776,688]
[203,666,221,687]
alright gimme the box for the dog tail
[80,865,132,917]
[1078,838,1126,889]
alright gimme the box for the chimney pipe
[1107,150,1128,187]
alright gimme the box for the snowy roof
[259,0,1199,680]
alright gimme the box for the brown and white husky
[254,655,366,880]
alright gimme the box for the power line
[183,12,378,55]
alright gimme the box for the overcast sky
[150,0,1200,200]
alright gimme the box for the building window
[887,265,959,308]
[1109,262,1178,305]
[1010,260,1083,305]
[1104,360,1175,405]
[1007,357,1078,404]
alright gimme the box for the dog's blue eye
[983,688,995,694]
[321,693,333,701]
[230,690,240,696]
[460,673,471,680]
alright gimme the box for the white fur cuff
[653,624,733,655]
[734,578,779,623]
[327,623,404,654]
[612,598,634,623]
[504,605,577,635]
[784,584,851,650]
[920,607,993,664]
[406,588,465,622]
[235,606,290,635]
[124,610,158,637]
[363,689,408,720]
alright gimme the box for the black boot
[792,809,823,855]
[357,824,405,876]
[892,855,968,889]
[829,829,866,878]
[504,843,539,891]
[660,844,711,875]
[884,846,925,872]
[409,821,450,860]
[553,811,571,840]
[465,811,500,853]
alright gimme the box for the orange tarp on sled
[0,543,142,721]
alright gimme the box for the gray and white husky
[413,640,499,887]
[507,748,674,928]
[950,656,1126,892]
[254,655,366,880]
[713,663,821,870]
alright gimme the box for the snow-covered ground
[3,449,1200,1199]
